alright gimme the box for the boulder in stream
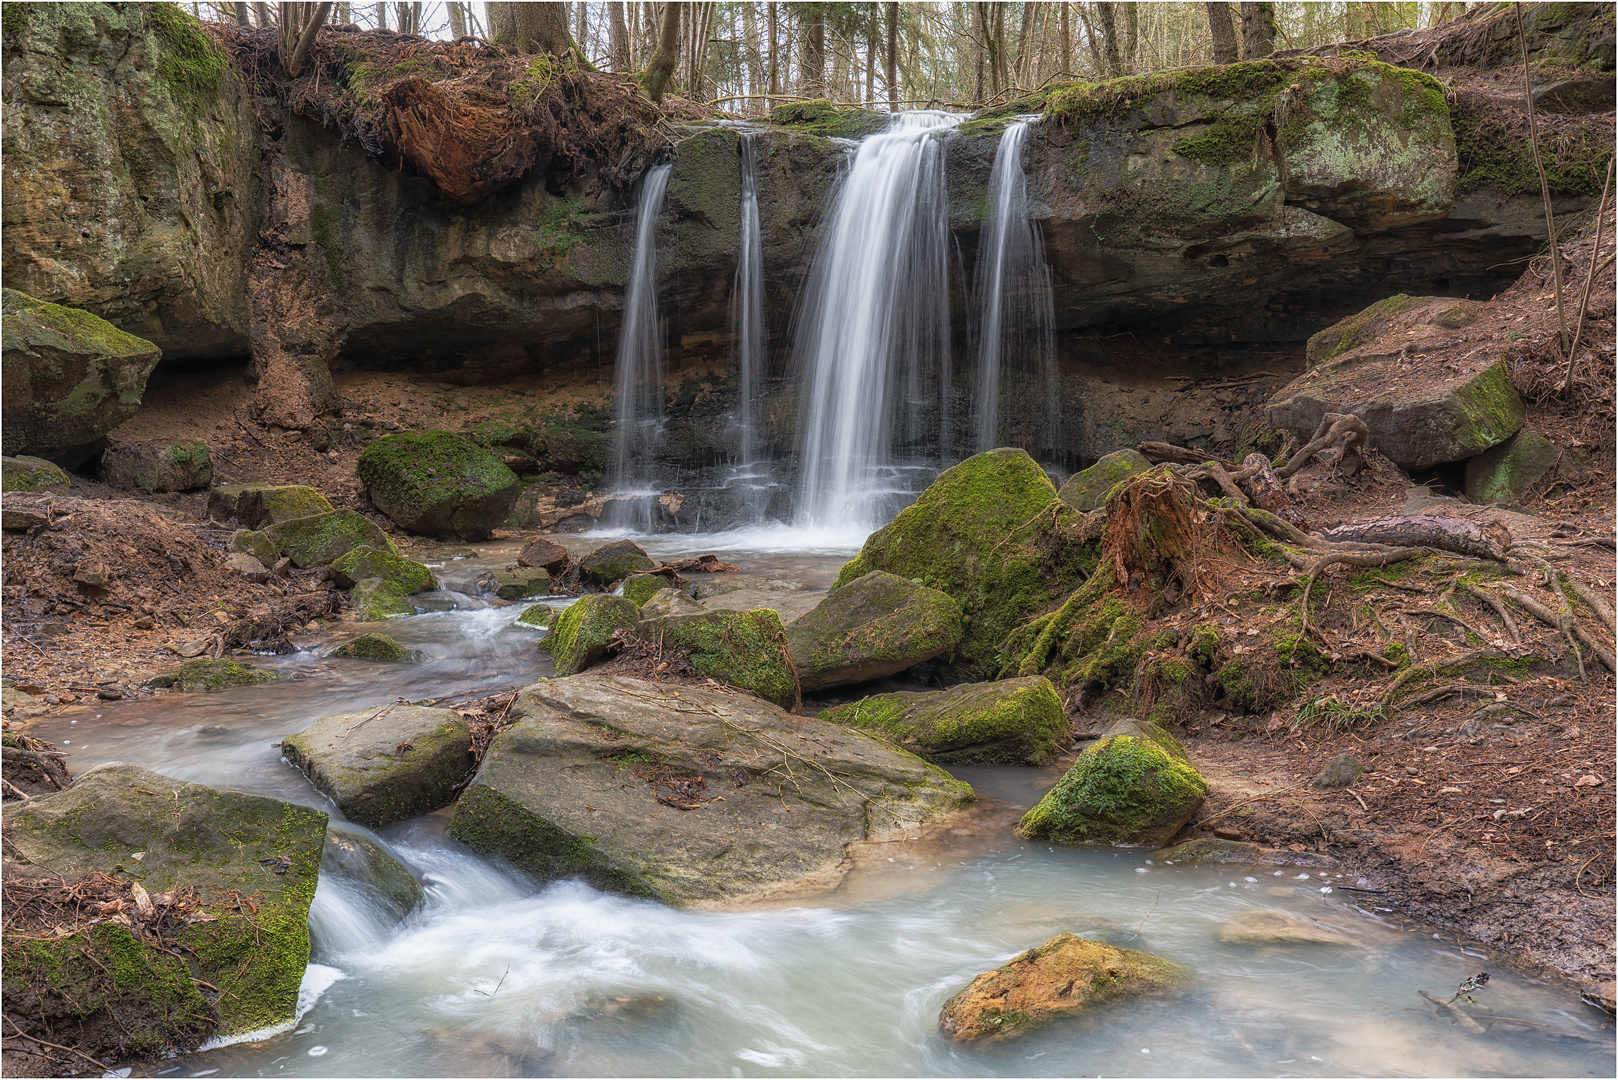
[329,632,415,661]
[1018,718,1207,846]
[517,536,570,573]
[634,608,800,708]
[1218,909,1358,946]
[622,572,669,607]
[0,764,327,1060]
[266,509,399,569]
[328,546,435,593]
[321,826,423,920]
[820,676,1068,766]
[579,538,656,584]
[786,570,962,691]
[282,704,474,829]
[639,587,705,619]
[358,431,521,541]
[351,576,414,620]
[490,566,551,599]
[447,674,973,904]
[148,658,282,693]
[938,932,1187,1044]
[543,593,640,675]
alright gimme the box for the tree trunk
[1205,2,1238,63]
[1124,2,1138,71]
[233,2,251,25]
[371,1,383,31]
[576,0,588,55]
[1094,2,1121,75]
[972,2,987,101]
[644,0,680,103]
[1239,2,1276,58]
[1317,516,1512,562]
[884,1,897,107]
[741,1,761,100]
[276,2,331,76]
[446,1,465,37]
[488,2,576,55]
[768,1,779,96]
[801,6,824,96]
[1059,1,1070,71]
[608,1,629,69]
[1074,3,1103,74]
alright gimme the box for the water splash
[607,163,673,528]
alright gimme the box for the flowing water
[724,131,777,525]
[28,534,1614,1078]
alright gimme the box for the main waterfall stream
[29,535,1613,1078]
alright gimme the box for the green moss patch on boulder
[350,576,414,620]
[492,566,551,599]
[447,674,973,904]
[101,439,213,493]
[1462,428,1560,505]
[1018,717,1207,846]
[150,658,281,693]
[1,455,70,493]
[227,528,279,568]
[1056,450,1153,512]
[634,609,800,708]
[282,705,474,829]
[329,632,415,661]
[516,604,558,629]
[1,764,326,1058]
[579,538,656,584]
[328,545,435,593]
[622,572,668,607]
[266,509,398,569]
[542,593,640,674]
[357,430,521,541]
[208,483,334,527]
[0,290,163,468]
[938,932,1188,1044]
[1305,293,1422,366]
[785,571,963,692]
[639,587,706,619]
[821,676,1069,766]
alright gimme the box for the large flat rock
[447,675,974,905]
[282,704,473,829]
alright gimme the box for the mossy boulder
[491,566,551,599]
[328,545,435,593]
[227,528,279,569]
[622,572,668,607]
[820,676,1069,766]
[351,576,414,620]
[100,439,213,493]
[542,593,640,674]
[579,538,656,584]
[320,827,422,920]
[0,290,162,468]
[1305,293,1424,366]
[785,571,963,692]
[634,609,799,708]
[1018,718,1207,846]
[1463,428,1560,504]
[208,483,334,527]
[1057,450,1153,512]
[447,674,973,904]
[640,587,705,619]
[329,632,414,661]
[1,455,70,493]
[357,430,521,541]
[937,932,1188,1044]
[0,764,325,1060]
[282,705,474,829]
[516,604,557,629]
[151,659,281,693]
[833,449,1094,675]
[265,509,398,569]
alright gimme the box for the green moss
[1018,728,1207,845]
[622,574,666,607]
[639,610,799,708]
[4,288,158,358]
[822,677,1068,766]
[2,5,28,33]
[146,3,227,106]
[1307,293,1420,366]
[1188,624,1220,668]
[266,509,399,568]
[357,430,519,539]
[171,659,281,693]
[309,200,344,286]
[516,605,557,629]
[543,594,640,674]
[329,632,413,661]
[330,546,435,593]
[350,576,413,620]
[1454,106,1609,197]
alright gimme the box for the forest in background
[191,1,1483,112]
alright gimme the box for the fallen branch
[1238,452,1301,524]
[1138,442,1235,469]
[1317,515,1511,561]
[1418,988,1488,1034]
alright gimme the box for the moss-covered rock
[320,827,422,920]
[1018,718,1207,846]
[152,658,281,693]
[786,571,963,692]
[821,676,1069,766]
[227,527,279,569]
[208,483,334,527]
[1462,428,1560,504]
[491,566,551,599]
[515,604,558,629]
[0,289,163,467]
[282,705,473,829]
[1305,293,1423,366]
[328,545,435,593]
[329,632,415,661]
[634,609,799,708]
[579,538,656,584]
[1,764,325,1060]
[938,932,1188,1043]
[622,572,668,607]
[1,454,70,493]
[834,449,1096,676]
[639,587,706,619]
[350,576,414,620]
[542,593,640,674]
[265,509,398,569]
[357,430,521,541]
[1056,450,1153,512]
[100,439,213,493]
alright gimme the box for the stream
[31,529,1615,1078]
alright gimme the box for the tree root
[1381,648,1510,708]
[1278,412,1368,479]
[1498,586,1615,674]
[1561,575,1617,638]
[1300,548,1433,633]
[1464,583,1521,644]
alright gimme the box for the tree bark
[233,2,252,25]
[767,1,779,96]
[576,0,588,55]
[644,0,680,103]
[1094,1,1122,75]
[972,2,987,100]
[1317,516,1512,562]
[1059,1,1071,70]
[1206,1,1238,63]
[1123,2,1139,70]
[446,1,465,38]
[885,1,897,107]
[488,2,576,56]
[276,2,331,76]
[800,6,824,95]
[371,1,384,31]
[608,1,629,69]
[1074,3,1103,74]
[1239,2,1276,58]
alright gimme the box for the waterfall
[792,111,962,532]
[725,132,775,523]
[608,163,673,517]
[972,119,1058,453]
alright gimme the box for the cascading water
[725,131,776,523]
[791,111,962,533]
[972,118,1058,454]
[606,163,673,528]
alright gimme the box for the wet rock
[491,567,551,600]
[447,674,973,904]
[515,605,557,629]
[820,676,1068,766]
[622,573,668,607]
[266,509,398,569]
[228,528,280,568]
[542,593,640,675]
[101,439,213,493]
[1313,752,1366,790]
[1019,718,1207,846]
[1057,449,1154,512]
[351,576,414,620]
[1218,909,1358,946]
[0,289,163,467]
[634,609,799,708]
[1582,982,1617,1016]
[208,483,334,527]
[283,704,473,829]
[639,587,705,619]
[358,431,520,541]
[1154,837,1339,868]
[938,933,1187,1044]
[1463,428,1561,505]
[785,570,962,691]
[328,545,436,593]
[320,827,422,919]
[517,536,570,573]
[224,551,271,583]
[579,538,656,585]
[329,632,415,661]
[0,764,325,1057]
[147,659,281,693]
[1,455,70,494]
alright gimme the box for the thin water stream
[29,536,1614,1078]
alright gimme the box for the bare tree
[276,2,331,76]
[801,5,825,95]
[645,0,680,103]
[608,1,630,69]
[768,1,780,95]
[488,2,577,55]
[885,1,897,106]
[1239,2,1276,58]
[1205,2,1238,63]
[372,1,385,31]
[1094,2,1122,75]
[1058,1,1071,71]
